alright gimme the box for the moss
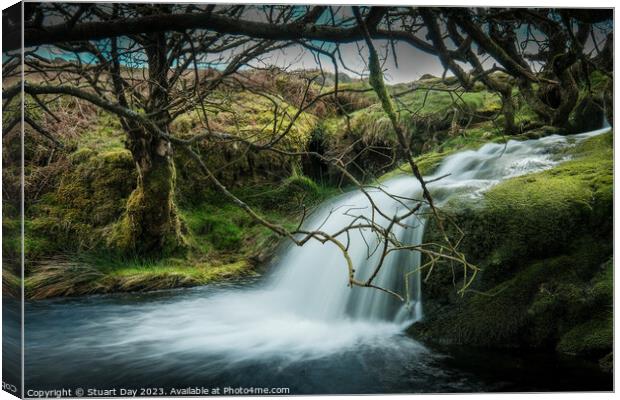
[589,259,613,307]
[413,132,613,357]
[76,112,125,152]
[557,312,613,356]
[466,131,611,261]
[180,186,304,259]
[108,158,185,256]
[190,213,242,251]
[482,168,592,259]
[413,238,611,349]
[273,174,322,209]
[230,173,329,213]
[27,148,137,255]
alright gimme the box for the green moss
[77,112,125,152]
[557,312,613,356]
[469,131,611,261]
[102,259,253,293]
[273,175,322,209]
[27,148,137,255]
[413,238,611,348]
[483,168,592,259]
[108,158,185,256]
[589,259,613,307]
[189,213,242,251]
[414,132,613,356]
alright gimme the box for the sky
[36,36,448,85]
[29,4,451,85]
[259,40,447,84]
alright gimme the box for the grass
[24,257,255,299]
[76,112,125,152]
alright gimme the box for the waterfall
[263,126,612,325]
[267,176,426,324]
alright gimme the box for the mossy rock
[276,175,322,208]
[27,148,137,254]
[557,312,613,357]
[411,240,611,348]
[413,132,613,357]
[240,174,323,212]
[435,131,612,266]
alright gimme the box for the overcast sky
[258,40,447,84]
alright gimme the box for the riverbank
[411,131,613,371]
[15,127,609,300]
[19,180,334,299]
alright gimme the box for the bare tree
[5,4,292,254]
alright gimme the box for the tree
[5,4,289,255]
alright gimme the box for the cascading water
[262,126,612,327]
[267,176,426,324]
[24,127,611,392]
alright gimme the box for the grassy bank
[18,173,337,299]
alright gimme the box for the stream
[23,127,612,394]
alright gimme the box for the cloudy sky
[258,40,447,84]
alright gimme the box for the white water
[64,127,610,368]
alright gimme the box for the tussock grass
[25,256,254,300]
[26,257,106,299]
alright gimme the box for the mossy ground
[21,169,332,299]
[410,132,613,366]
[18,99,335,299]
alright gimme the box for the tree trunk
[500,91,517,134]
[518,79,554,125]
[552,70,579,128]
[112,134,184,255]
[108,31,185,255]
